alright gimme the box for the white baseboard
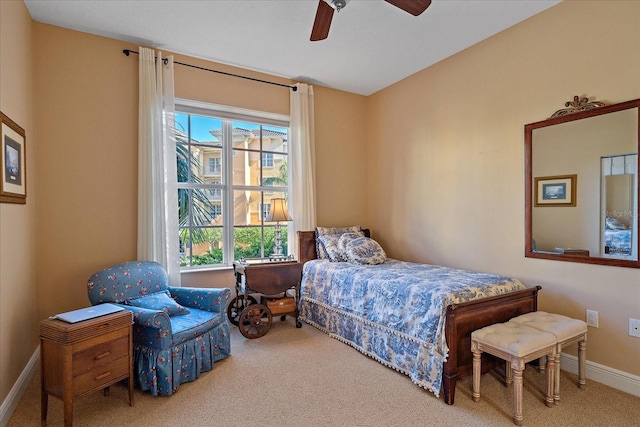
[0,346,40,427]
[560,353,640,397]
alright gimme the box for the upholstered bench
[508,311,587,404]
[471,322,556,426]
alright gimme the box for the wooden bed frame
[297,230,540,405]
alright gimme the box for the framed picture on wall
[534,174,576,207]
[1,112,27,204]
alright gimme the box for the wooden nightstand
[40,310,134,427]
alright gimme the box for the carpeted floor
[9,318,640,426]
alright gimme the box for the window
[262,152,274,168]
[175,100,290,269]
[261,203,271,220]
[208,157,221,174]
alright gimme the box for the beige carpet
[9,319,640,426]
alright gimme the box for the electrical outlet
[586,309,599,328]
[630,318,640,337]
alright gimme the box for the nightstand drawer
[73,355,129,396]
[72,335,129,377]
[40,311,132,344]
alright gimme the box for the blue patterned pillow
[345,237,387,265]
[315,226,363,259]
[338,232,364,259]
[318,234,345,262]
[127,291,190,316]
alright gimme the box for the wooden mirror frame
[525,98,640,268]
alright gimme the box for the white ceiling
[24,0,562,96]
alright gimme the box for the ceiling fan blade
[310,0,334,41]
[384,0,432,16]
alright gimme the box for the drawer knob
[95,351,111,360]
[94,371,112,381]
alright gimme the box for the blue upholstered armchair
[87,261,231,396]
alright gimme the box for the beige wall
[32,25,368,312]
[0,0,39,405]
[367,0,640,375]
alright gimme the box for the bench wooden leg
[512,361,524,426]
[472,348,481,403]
[546,349,556,407]
[539,355,546,373]
[578,338,587,389]
[505,360,513,386]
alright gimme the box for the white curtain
[137,47,181,286]
[289,83,317,257]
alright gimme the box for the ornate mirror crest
[550,95,606,118]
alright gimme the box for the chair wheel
[296,320,302,328]
[238,304,272,339]
[227,295,257,326]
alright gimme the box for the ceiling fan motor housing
[329,0,347,11]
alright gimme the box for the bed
[297,229,540,405]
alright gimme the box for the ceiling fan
[310,0,432,41]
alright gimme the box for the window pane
[175,114,223,184]
[262,126,289,154]
[232,147,258,186]
[231,122,288,187]
[231,122,288,151]
[178,188,222,227]
[232,225,289,260]
[176,135,191,183]
[234,226,269,260]
[180,227,224,267]
[261,152,287,187]
[233,190,287,226]
[231,124,253,150]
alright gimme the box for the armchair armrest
[120,305,173,349]
[125,305,171,329]
[169,287,231,314]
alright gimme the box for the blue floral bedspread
[299,259,526,397]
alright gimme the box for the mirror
[525,97,640,268]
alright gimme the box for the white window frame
[176,98,290,270]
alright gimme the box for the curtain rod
[122,49,297,91]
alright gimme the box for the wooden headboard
[297,229,371,264]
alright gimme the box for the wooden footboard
[297,230,540,405]
[442,285,541,404]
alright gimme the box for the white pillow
[345,237,387,265]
